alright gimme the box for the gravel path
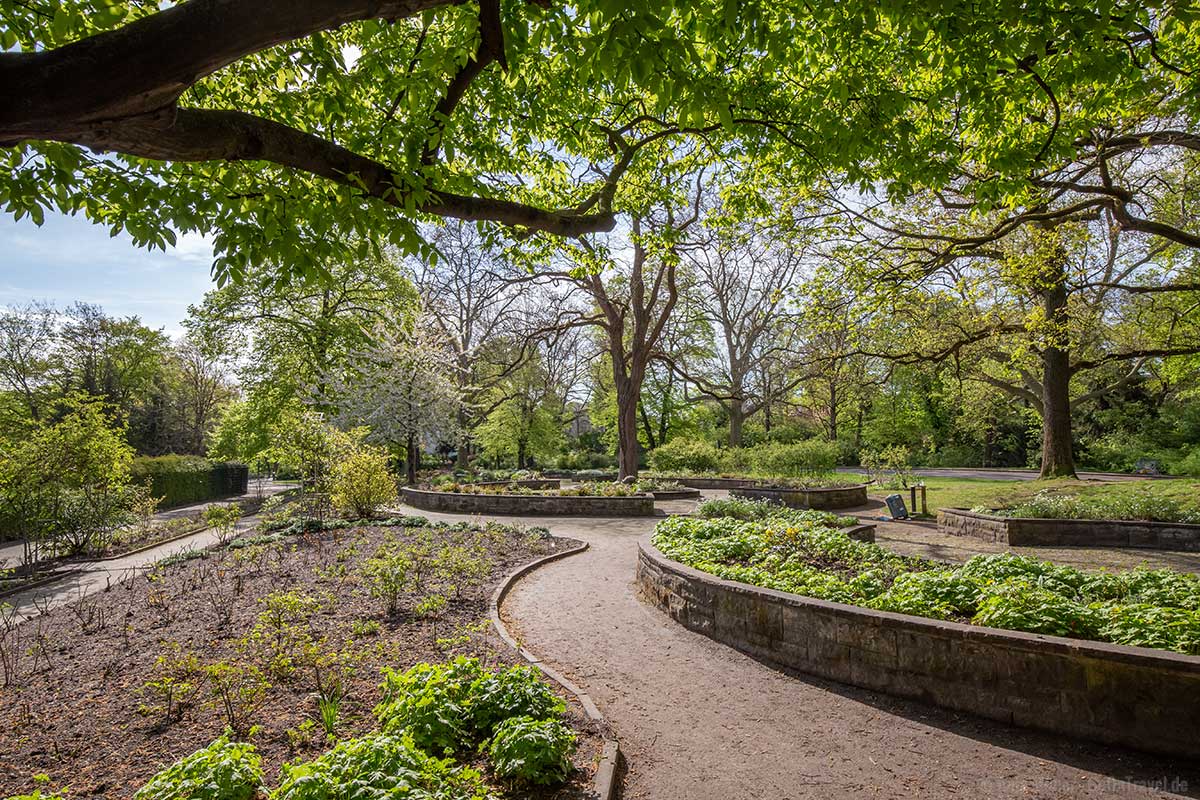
[395,500,1198,800]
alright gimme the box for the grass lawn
[870,477,1200,517]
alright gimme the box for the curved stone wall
[401,486,655,517]
[730,484,868,510]
[660,476,758,490]
[647,488,703,501]
[474,478,562,491]
[637,536,1200,760]
[939,508,1200,552]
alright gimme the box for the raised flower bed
[401,485,655,516]
[939,508,1200,552]
[638,508,1200,759]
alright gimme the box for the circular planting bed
[730,483,868,510]
[637,535,1200,760]
[401,486,655,517]
[939,507,1200,552]
[658,476,758,490]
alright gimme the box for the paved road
[837,467,1161,482]
[399,499,1197,800]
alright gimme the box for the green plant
[134,734,264,800]
[972,579,1104,639]
[375,658,484,753]
[270,734,489,800]
[138,642,203,722]
[361,546,414,616]
[330,446,398,519]
[749,439,838,478]
[2,775,66,800]
[647,438,724,473]
[131,456,249,510]
[468,665,565,733]
[487,716,576,786]
[204,661,271,736]
[204,503,243,546]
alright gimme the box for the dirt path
[389,501,1198,800]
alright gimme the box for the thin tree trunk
[615,376,641,479]
[406,433,418,485]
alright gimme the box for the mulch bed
[0,518,598,799]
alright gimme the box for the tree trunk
[729,398,745,448]
[1038,276,1077,479]
[615,379,641,479]
[827,382,839,442]
[406,432,418,485]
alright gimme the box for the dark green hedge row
[131,455,249,509]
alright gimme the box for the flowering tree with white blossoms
[325,314,462,484]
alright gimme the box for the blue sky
[0,210,216,337]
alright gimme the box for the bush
[467,665,565,732]
[330,447,398,518]
[487,716,576,785]
[972,579,1104,639]
[553,450,616,471]
[375,658,484,753]
[749,440,838,477]
[134,735,264,800]
[647,438,723,473]
[131,456,249,509]
[271,734,488,800]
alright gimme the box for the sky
[0,209,217,338]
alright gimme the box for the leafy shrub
[647,438,724,473]
[271,734,488,800]
[972,579,1104,639]
[375,658,484,753]
[468,665,565,732]
[749,440,838,477]
[374,658,570,765]
[134,735,263,800]
[1096,603,1200,654]
[330,447,398,518]
[487,716,576,786]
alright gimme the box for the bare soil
[0,518,599,799]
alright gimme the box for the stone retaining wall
[401,487,655,517]
[938,508,1200,552]
[660,476,758,490]
[648,488,703,501]
[731,484,868,510]
[637,536,1200,760]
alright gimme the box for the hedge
[131,455,250,509]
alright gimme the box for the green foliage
[203,661,271,736]
[204,503,243,545]
[749,440,838,478]
[134,735,264,800]
[991,488,1200,524]
[330,445,398,518]
[271,734,488,800]
[654,514,1200,653]
[132,456,249,509]
[972,580,1104,640]
[647,438,724,473]
[487,716,576,786]
[374,658,567,760]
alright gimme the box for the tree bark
[1037,274,1077,479]
[615,385,641,479]
[729,398,745,448]
[406,432,419,485]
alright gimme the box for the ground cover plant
[654,502,1200,655]
[0,509,598,799]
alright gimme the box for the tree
[831,209,1200,477]
[325,314,462,484]
[675,212,809,446]
[475,355,565,470]
[0,302,57,424]
[548,177,702,478]
[410,222,546,469]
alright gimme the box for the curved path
[405,501,1199,799]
